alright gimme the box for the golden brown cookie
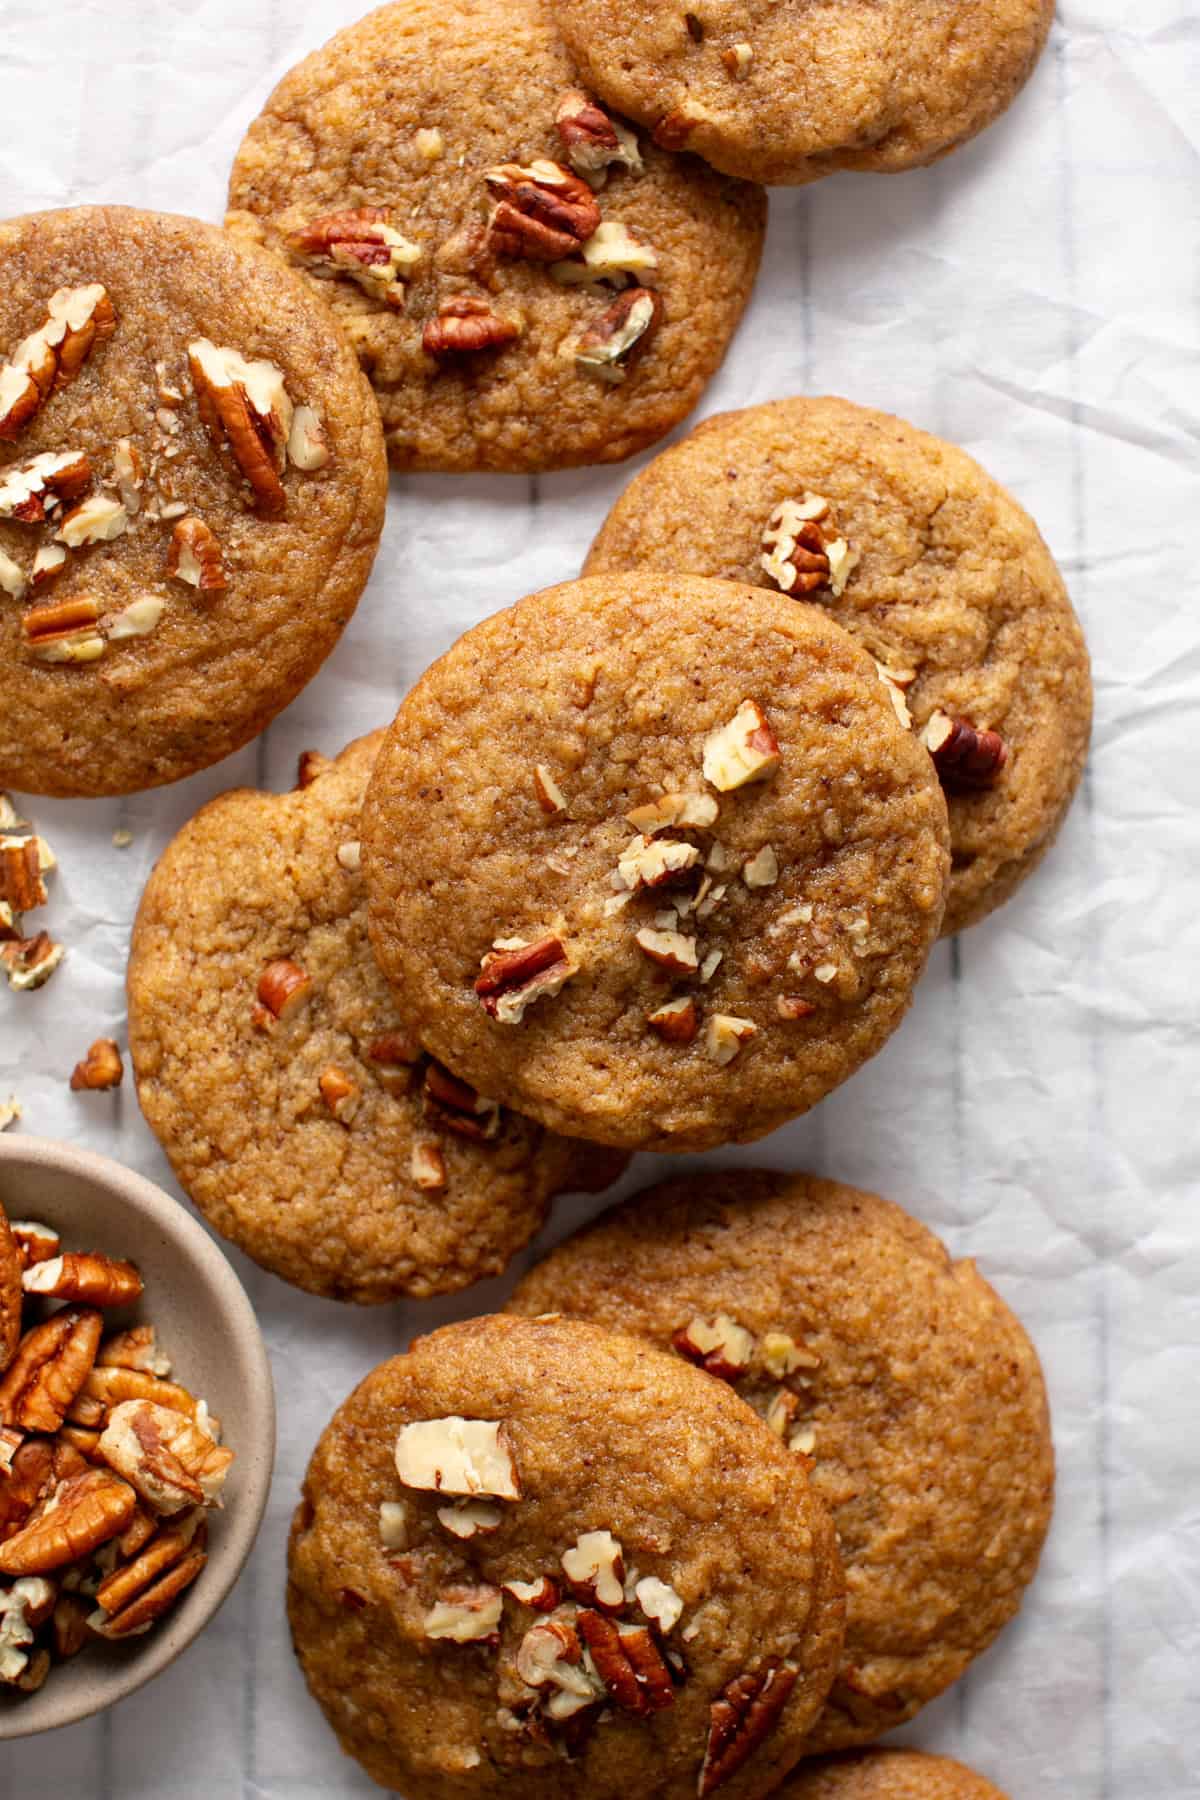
[0,1200,20,1374]
[585,397,1091,933]
[225,0,765,473]
[361,573,950,1153]
[288,1313,845,1797]
[0,206,387,797]
[777,1749,1009,1799]
[546,0,1054,185]
[127,733,624,1304]
[507,1171,1055,1751]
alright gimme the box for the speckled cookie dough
[288,1313,845,1797]
[0,1201,20,1373]
[127,733,624,1305]
[361,573,950,1153]
[508,1171,1055,1751]
[546,0,1054,185]
[0,206,387,797]
[777,1748,1009,1799]
[225,0,766,473]
[585,397,1091,933]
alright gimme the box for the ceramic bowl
[0,1134,275,1737]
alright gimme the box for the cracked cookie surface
[547,0,1053,185]
[508,1171,1054,1752]
[127,733,623,1305]
[778,1749,1009,1798]
[0,206,386,796]
[585,396,1091,933]
[288,1313,845,1797]
[361,572,949,1153]
[225,0,765,473]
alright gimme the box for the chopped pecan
[504,1574,560,1611]
[167,515,227,591]
[484,160,601,261]
[703,700,780,792]
[761,493,856,599]
[634,926,698,976]
[1,931,66,989]
[703,1013,758,1066]
[288,405,330,471]
[921,710,1009,790]
[435,1498,503,1539]
[95,1325,171,1378]
[318,1065,360,1124]
[576,1610,675,1714]
[552,219,660,289]
[289,208,420,308]
[0,837,47,913]
[0,285,115,439]
[96,1400,233,1516]
[554,90,643,187]
[672,1314,755,1382]
[742,845,778,889]
[112,438,144,514]
[53,491,127,547]
[653,104,708,150]
[647,995,700,1044]
[51,1590,93,1659]
[422,1582,504,1644]
[8,1220,59,1268]
[423,1061,500,1140]
[616,834,701,893]
[187,338,293,518]
[533,764,568,816]
[699,1662,799,1795]
[0,548,25,600]
[475,934,577,1024]
[627,791,719,834]
[423,295,522,357]
[776,994,817,1021]
[91,1506,207,1638]
[0,1308,103,1433]
[0,1469,135,1575]
[574,287,662,383]
[634,1574,685,1634]
[22,1253,142,1308]
[561,1529,625,1609]
[30,543,67,589]
[0,449,91,522]
[722,41,754,77]
[69,1038,124,1092]
[254,958,312,1025]
[394,1416,521,1501]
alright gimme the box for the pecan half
[0,286,116,440]
[8,1221,60,1268]
[574,287,662,384]
[475,934,578,1024]
[69,1038,124,1092]
[0,1309,103,1434]
[921,710,1009,790]
[423,1061,500,1141]
[91,1506,207,1638]
[22,1253,142,1309]
[96,1400,232,1516]
[21,597,104,666]
[51,1591,92,1659]
[0,1469,135,1575]
[576,1610,675,1714]
[0,450,92,522]
[167,515,227,591]
[187,338,293,518]
[95,1324,171,1378]
[289,208,420,309]
[554,90,643,187]
[484,160,601,261]
[0,1441,55,1543]
[0,837,47,913]
[422,295,522,358]
[77,1365,199,1425]
[699,1662,799,1795]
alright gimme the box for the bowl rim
[0,1132,276,1739]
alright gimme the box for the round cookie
[777,1749,1008,1799]
[0,1200,20,1374]
[127,733,624,1304]
[545,0,1053,186]
[225,0,765,473]
[507,1171,1055,1751]
[0,206,387,797]
[585,397,1091,934]
[288,1312,845,1797]
[361,572,950,1153]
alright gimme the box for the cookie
[0,1200,20,1374]
[361,572,950,1153]
[0,205,387,797]
[585,397,1091,933]
[288,1312,845,1797]
[225,0,765,473]
[545,0,1053,186]
[127,733,624,1304]
[778,1749,1008,1799]
[507,1171,1055,1751]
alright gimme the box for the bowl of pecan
[0,1133,274,1736]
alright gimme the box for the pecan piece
[574,287,662,384]
[318,1065,360,1124]
[69,1037,124,1091]
[22,1253,142,1308]
[91,1507,207,1638]
[187,338,294,518]
[96,1400,233,1516]
[394,1416,521,1501]
[761,493,856,599]
[78,1364,199,1422]
[0,1469,135,1575]
[51,1590,93,1659]
[0,1440,55,1543]
[484,160,601,261]
[921,710,1009,790]
[699,1662,799,1796]
[703,1013,758,1066]
[21,596,104,666]
[504,1574,561,1611]
[1,931,66,989]
[561,1528,625,1610]
[635,926,699,976]
[8,1220,60,1268]
[0,837,47,913]
[672,1313,755,1382]
[576,1610,675,1715]
[167,515,227,591]
[253,958,312,1026]
[703,700,780,792]
[0,450,92,522]
[0,285,116,440]
[0,1308,103,1433]
[289,208,420,308]
[423,295,522,358]
[96,1324,171,1378]
[423,1061,500,1141]
[422,1582,503,1644]
[554,90,643,187]
[475,934,577,1024]
[647,995,700,1044]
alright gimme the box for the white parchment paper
[1,2,1198,1795]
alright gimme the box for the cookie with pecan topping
[288,1313,845,1796]
[545,0,1053,186]
[508,1171,1055,1753]
[362,572,950,1152]
[778,1749,1009,1798]
[127,733,623,1304]
[224,0,765,472]
[0,205,386,796]
[585,396,1092,933]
